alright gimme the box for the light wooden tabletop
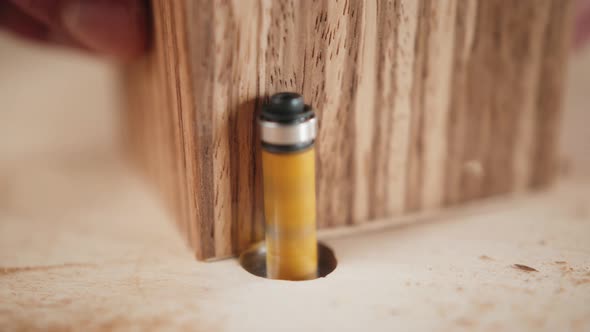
[0,33,589,331]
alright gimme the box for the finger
[1,1,86,51]
[8,0,62,26]
[61,0,149,61]
[8,0,148,60]
[0,1,49,42]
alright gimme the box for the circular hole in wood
[239,242,337,280]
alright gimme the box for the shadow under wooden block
[125,0,573,260]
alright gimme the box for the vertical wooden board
[228,0,265,254]
[405,0,458,211]
[404,0,429,212]
[419,0,456,209]
[125,0,572,260]
[210,1,236,258]
[443,0,478,205]
[155,0,188,236]
[384,0,419,216]
[482,0,533,196]
[530,0,573,188]
[185,0,216,259]
[368,0,400,218]
[352,0,376,224]
[185,0,269,258]
[315,0,360,227]
[447,0,506,202]
[512,2,551,192]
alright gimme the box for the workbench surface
[1,34,589,332]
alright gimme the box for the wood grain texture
[125,0,573,260]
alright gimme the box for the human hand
[0,0,148,61]
[576,0,590,49]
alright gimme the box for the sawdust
[474,301,495,311]
[479,255,494,261]
[553,263,590,286]
[560,265,575,275]
[455,317,476,327]
[573,278,590,286]
[0,263,97,276]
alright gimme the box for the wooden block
[124,0,573,260]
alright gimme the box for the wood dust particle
[573,278,590,286]
[554,261,567,265]
[479,255,494,261]
[475,301,495,310]
[455,318,475,327]
[512,264,539,272]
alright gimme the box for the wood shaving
[512,264,539,272]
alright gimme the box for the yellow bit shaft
[262,147,317,280]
